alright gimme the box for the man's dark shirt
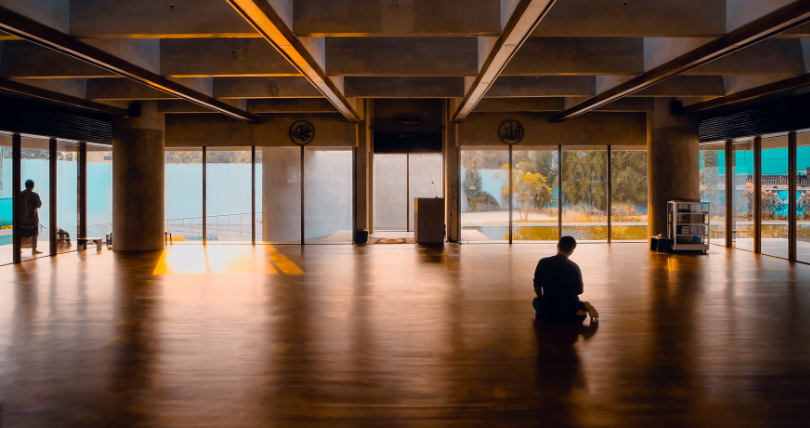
[533,254,583,320]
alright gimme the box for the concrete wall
[459,112,647,146]
[165,113,356,147]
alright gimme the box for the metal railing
[165,212,261,241]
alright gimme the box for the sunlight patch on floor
[152,245,303,275]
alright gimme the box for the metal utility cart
[667,200,710,253]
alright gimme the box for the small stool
[78,237,103,252]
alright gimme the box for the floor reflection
[1,244,810,426]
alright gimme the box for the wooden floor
[1,243,809,427]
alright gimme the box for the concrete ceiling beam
[213,76,323,99]
[10,76,87,98]
[86,77,178,101]
[631,75,726,97]
[292,0,501,37]
[325,37,479,76]
[685,72,810,112]
[0,0,68,32]
[686,38,806,75]
[453,0,558,120]
[247,98,336,113]
[532,0,725,38]
[343,77,465,98]
[553,0,810,121]
[160,38,299,77]
[503,37,643,76]
[487,76,595,97]
[473,97,565,112]
[0,5,260,121]
[159,98,337,114]
[226,0,359,121]
[0,76,126,114]
[68,0,257,39]
[0,40,114,78]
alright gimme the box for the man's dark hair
[558,236,577,253]
[24,179,34,189]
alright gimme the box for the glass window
[798,131,810,263]
[512,148,559,242]
[610,146,647,241]
[254,148,261,243]
[761,134,789,259]
[0,134,12,264]
[732,139,754,251]
[19,135,50,259]
[699,142,726,245]
[258,146,301,244]
[373,154,407,231]
[561,147,608,241]
[56,141,78,253]
[408,153,443,231]
[460,148,509,243]
[87,144,113,239]
[304,147,352,244]
[165,149,203,242]
[205,147,252,243]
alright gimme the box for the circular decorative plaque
[289,120,315,146]
[498,120,524,145]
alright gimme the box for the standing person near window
[20,179,43,255]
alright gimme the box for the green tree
[761,189,786,219]
[611,151,647,207]
[799,191,810,219]
[501,160,553,221]
[463,156,499,211]
[561,150,607,214]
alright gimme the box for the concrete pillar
[113,102,164,252]
[647,99,699,239]
[444,99,461,242]
[354,100,370,233]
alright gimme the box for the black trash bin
[353,229,368,245]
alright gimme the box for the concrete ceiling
[0,0,809,120]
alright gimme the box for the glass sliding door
[408,153,443,231]
[254,148,261,243]
[87,144,112,239]
[760,134,789,258]
[732,139,754,251]
[56,141,78,253]
[165,149,203,242]
[304,147,352,244]
[373,154,407,231]
[0,134,12,264]
[460,148,509,242]
[511,148,558,242]
[610,146,647,241]
[20,135,50,259]
[258,146,301,244]
[798,131,810,263]
[699,142,726,244]
[561,146,608,241]
[205,147,252,243]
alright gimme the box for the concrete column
[647,99,699,239]
[354,100,370,233]
[113,102,164,252]
[444,99,461,242]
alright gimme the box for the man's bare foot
[32,250,43,255]
[582,301,599,323]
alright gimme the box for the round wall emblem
[498,120,524,145]
[289,120,315,146]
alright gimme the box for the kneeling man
[532,236,598,323]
